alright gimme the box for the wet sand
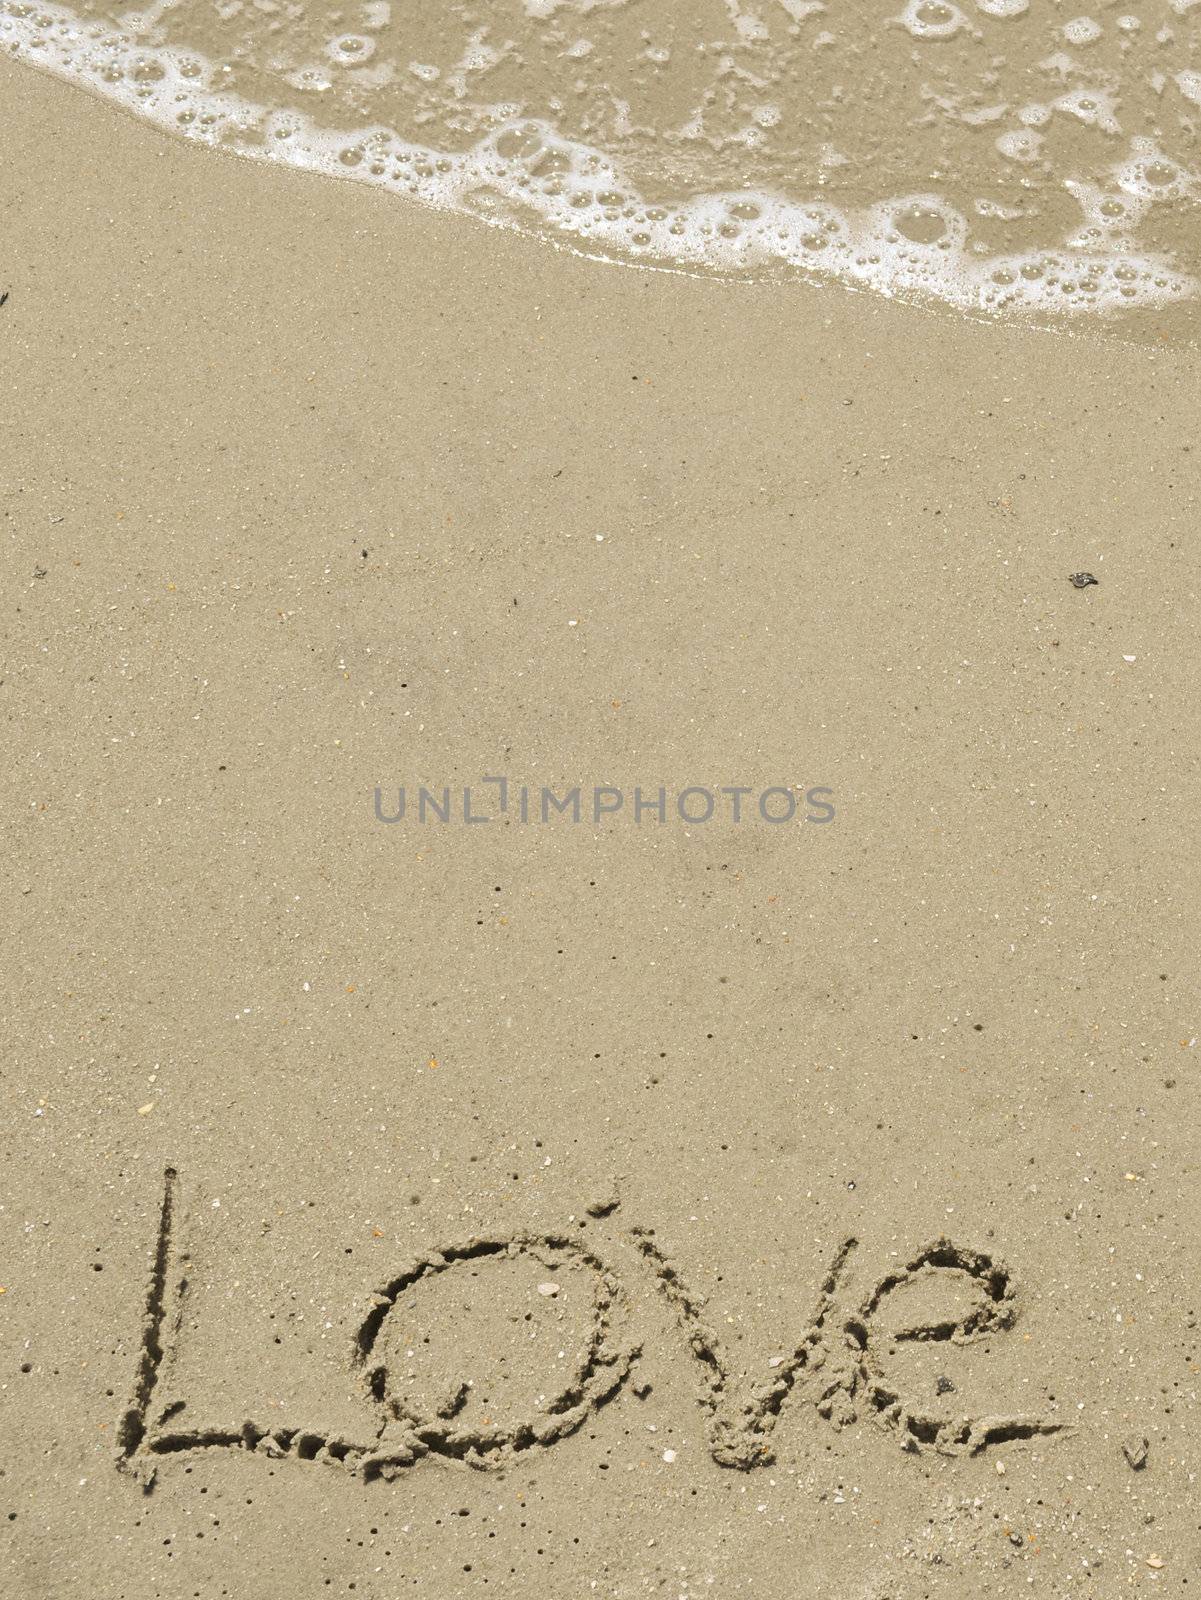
[2,55,1201,1599]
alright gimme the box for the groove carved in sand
[118,1168,1065,1489]
[840,1240,1066,1456]
[627,1227,858,1469]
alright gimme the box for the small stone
[1147,1554,1164,1569]
[1123,1435,1149,1471]
[662,1449,676,1463]
[935,1375,956,1395]
[1069,572,1099,589]
[536,1281,560,1297]
[585,1191,620,1218]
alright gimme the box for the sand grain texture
[2,58,1200,1599]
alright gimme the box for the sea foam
[4,0,1199,317]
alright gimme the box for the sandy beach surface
[3,51,1201,1599]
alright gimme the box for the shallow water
[4,0,1200,320]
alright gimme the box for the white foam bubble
[1054,88,1121,133]
[1063,16,1102,45]
[325,35,375,67]
[897,0,970,40]
[996,129,1043,163]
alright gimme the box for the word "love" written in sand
[117,1169,1064,1491]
